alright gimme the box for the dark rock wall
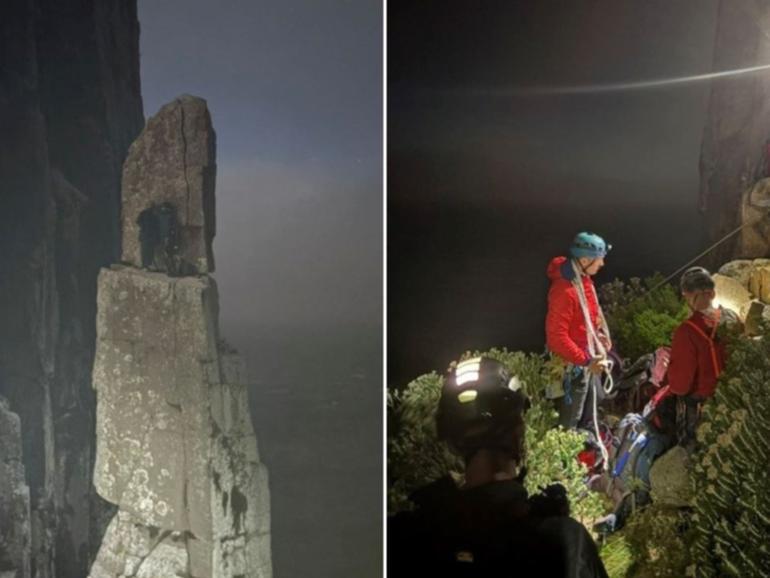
[699,0,770,263]
[0,1,143,576]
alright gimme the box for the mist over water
[223,321,382,578]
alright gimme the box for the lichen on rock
[88,97,271,578]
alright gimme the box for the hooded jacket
[546,256,602,367]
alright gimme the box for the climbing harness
[683,308,723,379]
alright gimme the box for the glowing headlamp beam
[469,63,770,97]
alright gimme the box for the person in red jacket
[545,232,612,431]
[668,266,737,450]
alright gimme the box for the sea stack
[88,96,272,578]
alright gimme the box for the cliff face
[0,1,144,577]
[700,0,770,262]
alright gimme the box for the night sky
[389,1,724,384]
[140,0,382,331]
[138,2,382,577]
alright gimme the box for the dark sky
[139,0,382,331]
[390,1,719,208]
[388,1,724,383]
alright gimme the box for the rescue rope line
[640,210,769,299]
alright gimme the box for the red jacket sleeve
[668,324,697,396]
[546,285,590,366]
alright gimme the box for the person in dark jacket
[388,357,609,578]
[668,267,738,450]
[545,232,612,431]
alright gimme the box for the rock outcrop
[718,259,770,304]
[0,397,31,578]
[712,273,753,318]
[699,0,770,263]
[121,96,217,275]
[649,446,692,508]
[0,2,144,576]
[88,97,271,578]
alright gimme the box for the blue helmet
[569,232,611,259]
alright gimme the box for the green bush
[688,326,770,577]
[524,427,605,525]
[387,348,604,525]
[599,274,689,361]
[387,372,463,513]
[600,534,634,578]
[622,503,692,578]
[615,324,770,578]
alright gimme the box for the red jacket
[545,256,602,366]
[668,311,726,399]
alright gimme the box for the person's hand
[587,355,609,376]
[598,333,612,353]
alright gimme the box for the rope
[639,210,769,300]
[570,259,613,470]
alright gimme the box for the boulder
[748,264,770,304]
[713,273,753,319]
[649,446,692,508]
[744,300,769,335]
[717,259,755,287]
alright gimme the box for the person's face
[578,256,605,276]
[683,289,715,312]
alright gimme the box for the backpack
[606,347,670,415]
[604,401,675,530]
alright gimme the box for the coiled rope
[570,259,614,470]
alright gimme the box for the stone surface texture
[743,300,769,335]
[649,446,692,508]
[0,397,31,578]
[89,95,270,576]
[717,259,770,305]
[0,2,143,576]
[712,273,753,319]
[121,96,217,275]
[717,259,755,287]
[748,264,770,303]
[740,178,770,258]
[89,267,271,578]
[699,0,770,263]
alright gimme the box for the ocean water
[223,322,382,578]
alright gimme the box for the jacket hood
[547,256,569,281]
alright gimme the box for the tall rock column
[88,96,271,578]
[699,0,770,262]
